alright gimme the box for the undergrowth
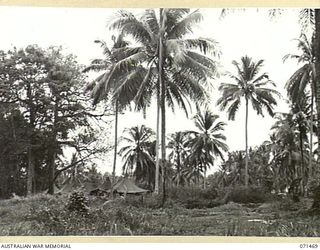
[0,192,320,236]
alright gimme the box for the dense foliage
[0,46,111,198]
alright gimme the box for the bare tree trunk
[27,82,35,196]
[245,98,249,188]
[48,98,59,195]
[154,85,160,194]
[47,148,56,195]
[27,147,35,195]
[112,101,119,185]
[159,8,167,206]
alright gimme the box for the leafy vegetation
[0,193,320,236]
[1,8,320,236]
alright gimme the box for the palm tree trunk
[112,101,119,184]
[203,169,206,189]
[177,150,180,186]
[311,9,320,209]
[299,127,305,195]
[154,83,160,194]
[315,9,320,160]
[159,8,166,206]
[245,98,249,188]
[309,90,314,180]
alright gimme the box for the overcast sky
[0,7,305,173]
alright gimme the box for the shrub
[226,186,268,204]
[184,199,219,209]
[167,186,218,208]
[66,192,89,214]
[143,194,162,209]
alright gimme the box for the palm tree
[185,109,228,188]
[291,99,311,193]
[270,113,309,194]
[223,8,320,161]
[167,131,188,186]
[273,100,310,194]
[84,35,149,184]
[270,8,320,161]
[109,9,219,195]
[222,151,245,187]
[217,56,280,188]
[118,125,155,187]
[283,33,316,179]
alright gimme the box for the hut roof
[112,178,148,194]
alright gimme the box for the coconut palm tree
[84,35,150,184]
[185,109,228,188]
[118,125,155,187]
[223,8,320,161]
[273,100,310,194]
[283,33,316,179]
[222,151,245,187]
[167,131,188,186]
[270,113,309,195]
[108,8,219,195]
[217,56,280,188]
[269,8,320,161]
[291,99,311,193]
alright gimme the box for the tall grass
[0,192,319,236]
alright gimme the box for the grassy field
[0,193,320,236]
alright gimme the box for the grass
[0,193,320,236]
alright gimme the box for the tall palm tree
[217,56,280,188]
[185,109,229,188]
[291,98,312,193]
[270,113,308,193]
[223,8,320,161]
[283,33,316,178]
[118,125,155,187]
[84,35,149,184]
[109,8,219,195]
[269,8,320,161]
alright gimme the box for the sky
[0,6,306,174]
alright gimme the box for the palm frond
[167,9,203,39]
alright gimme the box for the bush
[143,194,162,209]
[66,192,89,214]
[169,186,217,201]
[226,186,268,204]
[184,199,219,209]
[167,186,218,208]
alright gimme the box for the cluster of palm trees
[268,32,318,194]
[217,56,280,187]
[214,32,319,195]
[117,109,228,190]
[83,8,320,199]
[85,9,219,195]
